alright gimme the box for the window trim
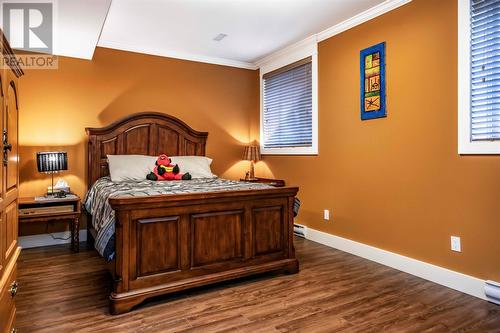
[259,42,318,155]
[458,0,500,154]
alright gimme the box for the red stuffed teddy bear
[146,154,191,181]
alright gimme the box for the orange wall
[251,0,500,281]
[19,47,258,234]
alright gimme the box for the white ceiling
[6,0,411,68]
[56,0,112,59]
[0,0,112,60]
[97,0,385,67]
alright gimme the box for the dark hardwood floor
[16,237,500,332]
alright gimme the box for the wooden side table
[240,177,286,187]
[18,195,81,252]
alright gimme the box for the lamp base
[244,161,257,180]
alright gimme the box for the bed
[85,112,299,314]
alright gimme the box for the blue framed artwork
[360,42,386,120]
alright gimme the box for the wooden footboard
[107,186,299,314]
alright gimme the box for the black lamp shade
[37,152,68,173]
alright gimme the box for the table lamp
[36,151,68,197]
[242,145,260,180]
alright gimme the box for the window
[458,0,500,153]
[260,52,318,155]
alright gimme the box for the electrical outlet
[323,209,330,221]
[451,236,461,252]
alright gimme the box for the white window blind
[263,57,312,149]
[470,0,500,141]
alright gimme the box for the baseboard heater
[485,280,500,305]
[293,223,307,238]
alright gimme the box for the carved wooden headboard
[86,112,208,187]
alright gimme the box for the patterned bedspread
[84,177,273,261]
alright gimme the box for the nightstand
[240,177,286,187]
[18,195,81,252]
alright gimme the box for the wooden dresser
[0,30,23,333]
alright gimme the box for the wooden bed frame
[86,112,299,314]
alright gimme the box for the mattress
[84,177,273,261]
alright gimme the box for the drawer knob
[9,280,18,297]
[10,329,18,333]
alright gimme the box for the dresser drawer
[0,262,17,333]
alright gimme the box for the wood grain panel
[99,164,109,180]
[158,126,179,156]
[100,137,118,158]
[184,139,197,156]
[0,216,3,278]
[0,73,2,281]
[136,216,180,277]
[99,138,117,179]
[191,210,244,267]
[0,75,3,202]
[124,124,151,155]
[0,262,16,333]
[253,206,284,256]
[5,82,18,194]
[3,201,17,264]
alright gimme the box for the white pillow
[170,156,216,179]
[107,155,156,182]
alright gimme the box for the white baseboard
[305,228,486,300]
[19,230,87,249]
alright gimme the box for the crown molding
[254,35,318,69]
[96,0,411,71]
[97,39,258,70]
[317,0,412,42]
[255,0,412,68]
